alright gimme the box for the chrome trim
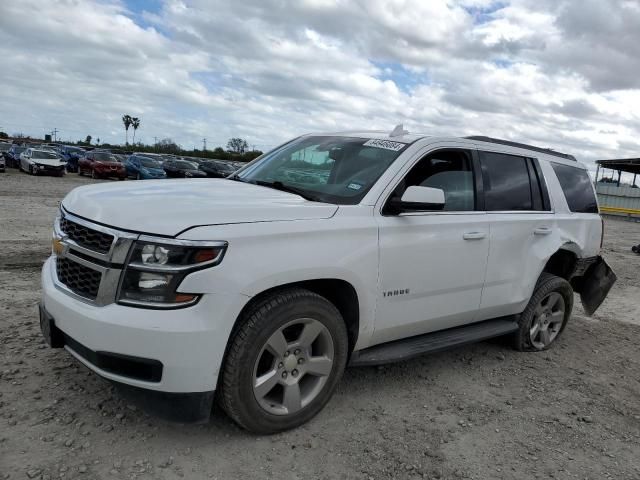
[117,296,200,309]
[58,208,138,263]
[127,248,225,272]
[137,235,228,248]
[53,208,139,306]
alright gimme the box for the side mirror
[390,186,445,212]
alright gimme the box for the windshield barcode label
[363,139,406,151]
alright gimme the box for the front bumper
[34,164,66,175]
[41,256,247,394]
[95,167,126,178]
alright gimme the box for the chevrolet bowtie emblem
[52,236,68,256]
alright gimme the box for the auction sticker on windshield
[363,139,406,151]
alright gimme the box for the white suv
[40,129,616,433]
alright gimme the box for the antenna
[389,124,408,137]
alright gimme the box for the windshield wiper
[228,173,248,182]
[253,180,322,202]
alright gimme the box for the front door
[373,147,489,344]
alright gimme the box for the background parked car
[5,145,27,168]
[163,159,206,178]
[123,154,167,179]
[19,148,66,176]
[198,159,238,178]
[78,151,126,180]
[58,146,85,172]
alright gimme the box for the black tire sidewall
[515,273,574,351]
[220,289,348,434]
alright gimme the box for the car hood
[61,179,338,236]
[32,158,65,167]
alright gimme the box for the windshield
[67,147,84,154]
[93,152,117,162]
[32,150,59,159]
[13,147,26,154]
[171,160,197,169]
[140,157,162,168]
[236,136,408,204]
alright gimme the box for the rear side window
[551,163,598,213]
[479,151,544,211]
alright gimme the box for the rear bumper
[575,256,617,316]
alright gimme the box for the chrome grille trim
[53,209,139,306]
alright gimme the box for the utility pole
[153,136,158,152]
[202,138,207,151]
[51,128,58,142]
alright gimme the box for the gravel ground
[1,168,639,480]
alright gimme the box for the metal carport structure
[595,158,640,218]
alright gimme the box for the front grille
[60,216,114,253]
[56,257,102,300]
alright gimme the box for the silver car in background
[19,148,67,176]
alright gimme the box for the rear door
[476,150,556,320]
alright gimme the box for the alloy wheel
[530,292,565,349]
[252,318,334,416]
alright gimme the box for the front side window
[480,151,535,211]
[551,162,598,213]
[237,136,409,204]
[389,149,476,211]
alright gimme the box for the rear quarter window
[551,163,598,213]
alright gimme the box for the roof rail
[465,136,576,161]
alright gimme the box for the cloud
[0,0,638,164]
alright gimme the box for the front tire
[514,273,573,351]
[219,288,348,434]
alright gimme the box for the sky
[0,0,639,171]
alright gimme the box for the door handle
[463,232,486,240]
[534,227,553,236]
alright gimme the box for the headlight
[117,237,227,308]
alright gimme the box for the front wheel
[219,288,348,434]
[514,273,573,351]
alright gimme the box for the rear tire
[514,273,573,352]
[219,288,348,434]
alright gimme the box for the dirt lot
[1,169,639,480]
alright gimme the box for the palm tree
[131,117,141,144]
[122,115,132,145]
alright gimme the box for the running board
[349,317,519,367]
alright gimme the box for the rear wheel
[219,288,348,434]
[514,273,573,351]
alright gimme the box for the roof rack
[465,136,576,161]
